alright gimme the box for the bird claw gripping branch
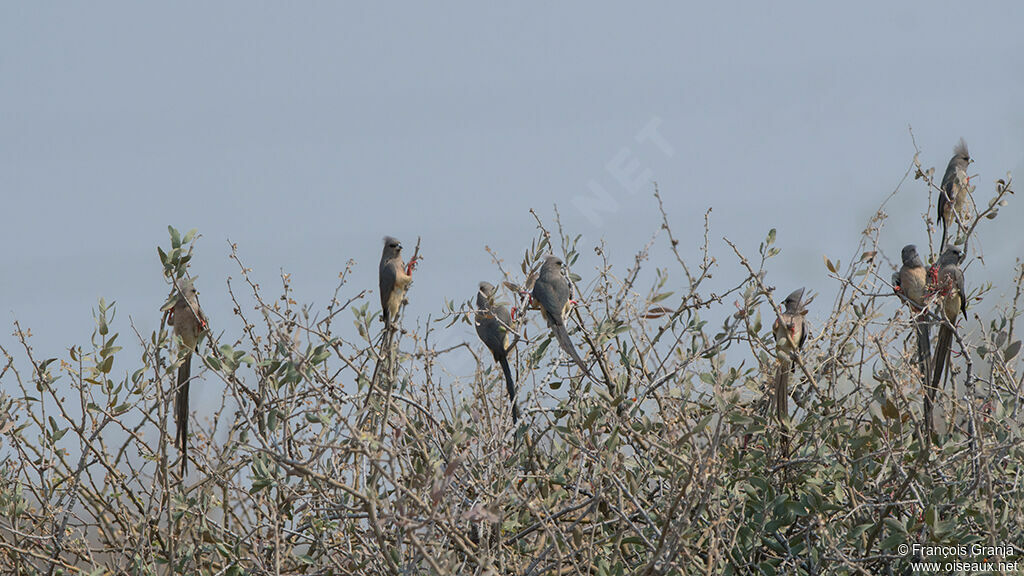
[406,255,421,276]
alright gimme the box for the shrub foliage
[0,159,1021,575]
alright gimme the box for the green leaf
[169,225,181,249]
[924,505,936,529]
[1005,340,1021,361]
[305,411,329,425]
[249,478,274,494]
[310,345,331,364]
[652,291,674,303]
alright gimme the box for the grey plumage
[938,138,971,248]
[379,236,412,327]
[364,236,416,420]
[170,277,206,475]
[531,256,592,378]
[475,282,519,422]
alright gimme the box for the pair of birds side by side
[474,255,594,424]
[893,243,966,435]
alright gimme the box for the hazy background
[2,4,1022,406]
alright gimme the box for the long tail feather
[927,325,953,437]
[932,325,952,391]
[916,320,933,437]
[175,353,191,475]
[552,323,592,379]
[498,355,519,423]
[916,320,932,390]
[365,323,396,413]
[775,363,790,456]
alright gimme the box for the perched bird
[379,236,415,327]
[892,245,934,428]
[937,139,972,248]
[366,236,419,420]
[475,282,519,422]
[531,255,592,378]
[930,245,966,419]
[772,287,807,454]
[169,277,207,475]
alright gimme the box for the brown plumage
[772,287,807,455]
[930,245,966,436]
[170,278,207,475]
[893,244,933,429]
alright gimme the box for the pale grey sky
[2,3,1023,390]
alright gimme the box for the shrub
[0,157,1020,575]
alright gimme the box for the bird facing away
[475,282,520,422]
[931,245,966,403]
[379,236,414,328]
[531,255,592,378]
[893,244,933,428]
[772,287,807,455]
[169,277,207,475]
[938,138,971,248]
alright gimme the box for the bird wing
[533,278,568,326]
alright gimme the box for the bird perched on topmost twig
[169,277,207,475]
[938,138,972,249]
[379,236,418,328]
